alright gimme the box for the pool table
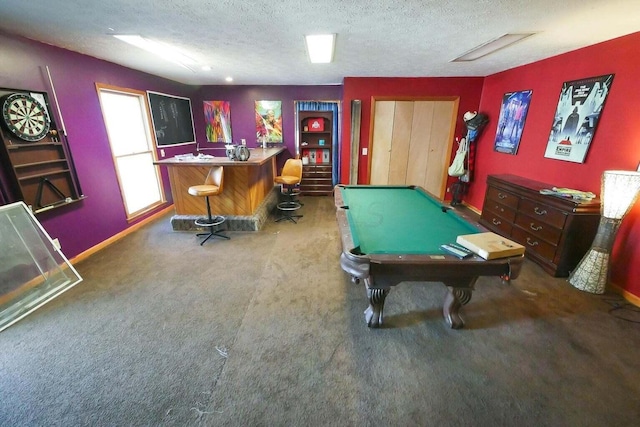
[335,185,523,329]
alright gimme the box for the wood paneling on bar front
[155,147,284,216]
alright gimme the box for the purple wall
[194,85,342,169]
[0,31,342,259]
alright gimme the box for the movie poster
[544,74,614,163]
[494,90,533,155]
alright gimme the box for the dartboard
[1,93,51,142]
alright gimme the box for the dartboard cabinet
[0,87,83,213]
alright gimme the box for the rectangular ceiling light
[452,33,536,62]
[305,34,336,63]
[113,35,197,70]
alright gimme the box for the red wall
[474,32,640,297]
[340,32,640,299]
[341,77,484,187]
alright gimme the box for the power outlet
[160,149,165,157]
[362,148,368,156]
[52,238,61,250]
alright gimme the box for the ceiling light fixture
[305,34,336,63]
[225,77,233,82]
[113,35,197,71]
[451,33,536,62]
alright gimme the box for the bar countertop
[154,147,285,167]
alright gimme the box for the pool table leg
[364,278,389,328]
[443,284,475,329]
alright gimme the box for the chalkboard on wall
[147,91,196,147]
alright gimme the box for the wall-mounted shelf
[7,141,64,150]
[0,87,83,213]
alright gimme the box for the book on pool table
[456,232,525,260]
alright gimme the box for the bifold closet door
[369,99,457,199]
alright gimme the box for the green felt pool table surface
[338,185,480,255]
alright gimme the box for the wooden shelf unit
[299,111,333,195]
[0,88,83,213]
[479,174,601,277]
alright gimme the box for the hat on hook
[464,111,489,131]
[463,111,478,122]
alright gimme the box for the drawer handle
[492,218,502,226]
[530,223,542,231]
[534,207,547,216]
[498,193,507,199]
[526,238,539,247]
[495,205,504,212]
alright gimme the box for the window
[96,85,165,219]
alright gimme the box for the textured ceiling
[1,0,639,85]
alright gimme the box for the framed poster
[203,100,232,143]
[494,90,533,155]
[255,100,283,143]
[544,74,614,163]
[147,91,196,147]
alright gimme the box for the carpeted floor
[1,195,639,426]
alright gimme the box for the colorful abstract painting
[203,101,232,143]
[255,100,283,143]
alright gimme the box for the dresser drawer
[514,213,563,245]
[480,212,513,236]
[486,186,519,209]
[483,200,517,223]
[511,227,557,262]
[519,198,566,228]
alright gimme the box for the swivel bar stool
[274,158,303,223]
[188,166,230,245]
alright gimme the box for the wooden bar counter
[155,147,285,231]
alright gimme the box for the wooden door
[369,98,458,199]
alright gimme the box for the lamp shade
[569,170,640,294]
[601,170,640,219]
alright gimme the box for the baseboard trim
[462,202,481,215]
[68,205,174,265]
[609,282,640,307]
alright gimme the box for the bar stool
[188,166,229,245]
[274,158,303,223]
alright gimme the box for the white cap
[463,111,477,122]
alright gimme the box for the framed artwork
[494,90,533,155]
[544,74,614,163]
[147,91,196,147]
[255,100,283,143]
[203,101,232,143]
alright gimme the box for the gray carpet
[1,196,639,426]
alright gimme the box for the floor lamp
[569,170,640,294]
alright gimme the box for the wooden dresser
[479,174,601,277]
